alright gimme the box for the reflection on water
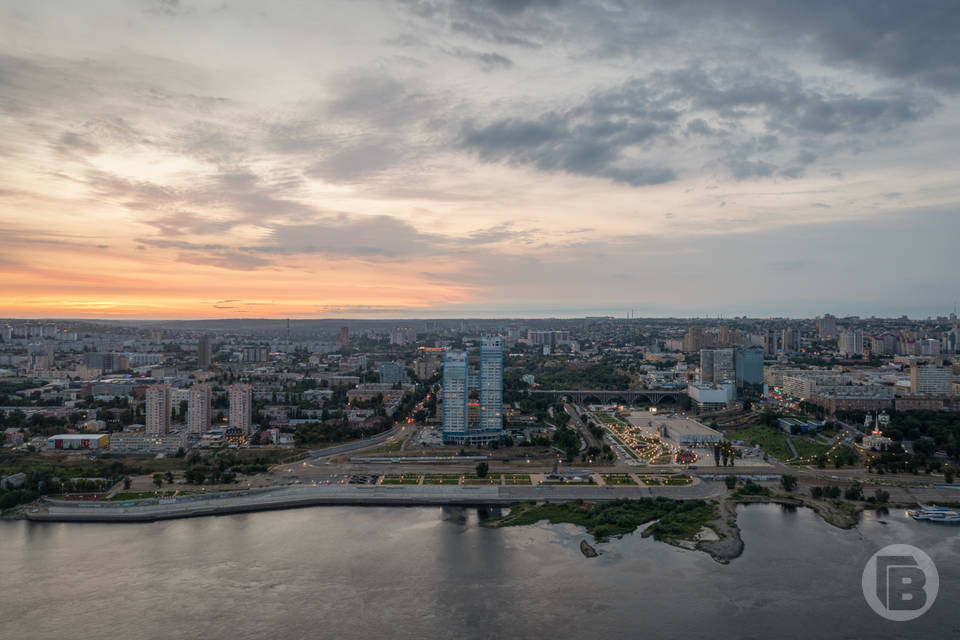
[0,504,956,640]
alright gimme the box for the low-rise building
[46,433,109,451]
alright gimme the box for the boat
[908,505,960,522]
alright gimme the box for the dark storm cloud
[712,0,960,91]
[459,112,675,186]
[459,62,937,183]
[409,1,960,91]
[661,66,938,135]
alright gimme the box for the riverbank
[482,497,741,562]
[21,482,726,522]
[480,488,930,564]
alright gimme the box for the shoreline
[8,484,925,566]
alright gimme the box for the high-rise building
[441,336,503,445]
[197,335,211,369]
[781,328,800,353]
[241,346,268,363]
[479,335,503,438]
[389,327,416,345]
[910,366,950,394]
[379,362,409,385]
[187,384,212,435]
[340,326,350,349]
[763,330,778,357]
[146,383,172,435]
[683,327,713,352]
[84,352,130,372]
[735,347,765,386]
[838,329,864,356]
[818,314,837,339]
[441,350,468,443]
[699,348,735,385]
[229,383,253,435]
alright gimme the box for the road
[305,422,406,459]
[566,403,601,450]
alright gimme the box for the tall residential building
[146,383,172,435]
[479,335,504,439]
[229,383,253,435]
[763,329,778,357]
[683,327,713,352]
[441,336,504,446]
[84,352,130,372]
[910,366,951,394]
[734,347,765,386]
[389,327,416,345]
[441,350,469,443]
[197,335,211,369]
[340,326,349,349]
[780,328,800,353]
[699,348,735,385]
[818,314,837,339]
[838,329,864,356]
[187,384,212,435]
[379,362,409,385]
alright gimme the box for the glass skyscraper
[441,350,468,443]
[479,335,503,438]
[441,335,503,445]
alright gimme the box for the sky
[1,0,959,320]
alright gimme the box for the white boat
[908,505,960,522]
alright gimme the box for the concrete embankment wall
[27,483,724,523]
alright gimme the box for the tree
[945,467,955,484]
[123,476,131,490]
[780,475,798,492]
[844,482,863,501]
[476,462,489,478]
[810,486,824,499]
[875,489,890,504]
[152,474,163,489]
[724,475,736,490]
[164,471,174,484]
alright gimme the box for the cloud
[459,113,675,186]
[446,47,513,71]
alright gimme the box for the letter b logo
[863,545,938,621]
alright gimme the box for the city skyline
[2,2,959,320]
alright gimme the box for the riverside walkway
[26,481,725,523]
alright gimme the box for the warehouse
[46,434,109,451]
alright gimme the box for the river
[1,504,957,639]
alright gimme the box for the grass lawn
[422,474,463,485]
[790,437,832,460]
[664,474,692,486]
[601,474,638,485]
[107,490,181,501]
[731,424,794,460]
[381,475,420,485]
[462,473,502,485]
[503,474,532,485]
[540,479,596,485]
[591,413,622,425]
[490,498,718,543]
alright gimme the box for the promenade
[26,481,725,523]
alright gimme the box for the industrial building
[46,434,109,451]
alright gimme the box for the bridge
[531,388,687,404]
